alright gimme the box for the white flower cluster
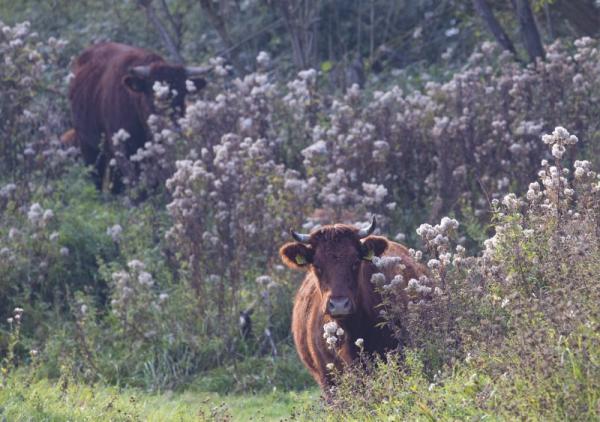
[318,169,361,210]
[361,183,388,206]
[416,217,459,251]
[106,224,123,243]
[323,321,345,350]
[111,128,130,146]
[27,202,54,227]
[0,183,16,199]
[209,56,229,77]
[372,256,404,271]
[185,79,197,93]
[573,160,593,180]
[8,307,24,325]
[542,126,578,159]
[301,140,327,162]
[501,193,520,211]
[283,69,318,121]
[370,272,387,287]
[256,51,271,68]
[405,276,434,296]
[152,81,172,100]
[526,182,542,202]
[382,274,404,291]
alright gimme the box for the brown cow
[68,42,210,192]
[280,217,425,390]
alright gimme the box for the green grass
[0,374,320,421]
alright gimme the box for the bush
[0,20,70,179]
[317,127,600,420]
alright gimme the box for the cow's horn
[357,216,376,238]
[130,66,151,78]
[290,229,311,243]
[185,66,213,77]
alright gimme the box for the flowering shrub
[0,20,71,179]
[161,58,315,343]
[121,38,600,242]
[0,201,69,312]
[319,127,600,419]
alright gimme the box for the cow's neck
[333,308,396,357]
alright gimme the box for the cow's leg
[78,135,103,190]
[109,165,125,194]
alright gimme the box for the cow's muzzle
[327,296,353,316]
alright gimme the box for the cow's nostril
[328,297,353,315]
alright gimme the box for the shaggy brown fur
[280,223,425,390]
[68,42,206,192]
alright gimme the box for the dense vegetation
[1,1,600,420]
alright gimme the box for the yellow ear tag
[363,249,374,261]
[295,254,307,265]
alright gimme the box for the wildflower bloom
[370,272,387,286]
[152,81,170,99]
[323,321,342,350]
[127,259,145,271]
[111,128,130,146]
[27,203,43,223]
[323,321,339,335]
[138,271,154,286]
[256,51,271,68]
[185,79,197,93]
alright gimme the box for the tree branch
[158,0,183,51]
[137,0,185,64]
[199,0,243,72]
[513,0,545,62]
[472,0,518,58]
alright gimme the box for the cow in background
[280,217,425,389]
[68,42,210,192]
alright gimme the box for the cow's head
[280,217,388,318]
[122,63,210,115]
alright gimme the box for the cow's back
[68,43,163,146]
[71,42,161,79]
[69,42,163,115]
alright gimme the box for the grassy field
[0,374,320,421]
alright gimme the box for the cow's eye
[313,265,322,276]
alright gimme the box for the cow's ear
[190,77,207,91]
[361,236,388,261]
[279,243,313,270]
[123,75,148,93]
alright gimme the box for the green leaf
[320,61,333,73]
